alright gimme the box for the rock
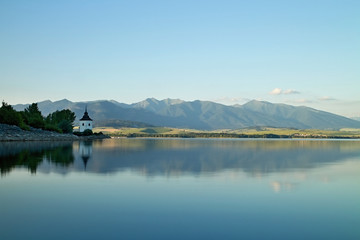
[0,123,79,141]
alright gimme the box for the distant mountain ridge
[13,98,360,130]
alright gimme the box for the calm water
[1,138,359,240]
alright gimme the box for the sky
[0,0,359,117]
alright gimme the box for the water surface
[1,138,359,239]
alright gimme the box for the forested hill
[13,98,360,130]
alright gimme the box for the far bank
[93,126,360,139]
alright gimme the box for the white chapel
[79,106,93,132]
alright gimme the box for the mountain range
[13,98,360,130]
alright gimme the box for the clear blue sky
[1,0,359,117]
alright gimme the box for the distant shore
[117,133,360,139]
[0,124,110,141]
[94,127,360,139]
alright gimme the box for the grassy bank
[93,127,360,139]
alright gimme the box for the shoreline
[0,123,110,142]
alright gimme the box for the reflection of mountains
[85,139,360,176]
[1,139,360,176]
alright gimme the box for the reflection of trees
[0,142,74,175]
[43,145,74,167]
[0,150,43,174]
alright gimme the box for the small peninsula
[0,101,109,141]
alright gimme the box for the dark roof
[80,110,92,121]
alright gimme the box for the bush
[83,129,93,136]
[73,129,94,136]
[46,109,75,133]
[28,115,45,129]
[19,122,30,131]
[44,123,62,133]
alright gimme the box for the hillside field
[93,126,360,139]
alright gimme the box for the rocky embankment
[0,124,110,141]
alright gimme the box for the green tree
[22,103,45,129]
[0,101,26,128]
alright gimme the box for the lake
[1,138,359,240]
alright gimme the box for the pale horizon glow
[1,1,359,117]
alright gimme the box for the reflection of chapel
[79,141,92,170]
[79,107,93,132]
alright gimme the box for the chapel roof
[80,107,93,121]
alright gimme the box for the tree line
[0,101,75,133]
